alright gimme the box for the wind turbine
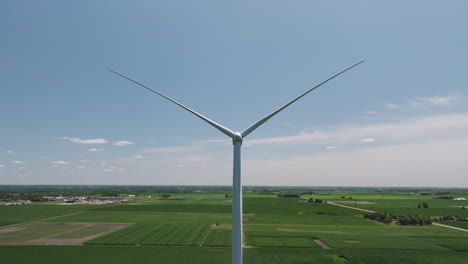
[109,60,364,264]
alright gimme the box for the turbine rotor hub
[232,132,243,144]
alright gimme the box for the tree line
[363,212,432,226]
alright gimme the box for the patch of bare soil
[451,206,468,208]
[0,223,129,245]
[0,226,25,234]
[313,239,332,249]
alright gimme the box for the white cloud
[0,164,5,168]
[144,145,199,153]
[360,138,376,143]
[4,150,14,154]
[410,96,455,108]
[75,166,86,169]
[385,103,400,109]
[103,166,124,172]
[88,148,104,152]
[11,160,24,164]
[50,161,70,165]
[61,137,108,144]
[177,164,185,168]
[134,155,144,159]
[327,146,337,150]
[18,167,25,170]
[246,113,468,147]
[112,141,134,146]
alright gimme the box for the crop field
[46,211,232,224]
[0,205,93,227]
[1,187,468,263]
[0,222,127,245]
[92,204,231,213]
[312,190,468,218]
[142,223,210,245]
[203,228,232,246]
[87,223,211,246]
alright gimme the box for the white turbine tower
[109,60,364,264]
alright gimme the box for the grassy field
[0,205,92,227]
[1,188,468,263]
[1,246,468,264]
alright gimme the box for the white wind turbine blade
[241,60,365,138]
[108,69,237,139]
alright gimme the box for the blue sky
[1,1,467,187]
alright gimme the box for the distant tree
[417,203,421,208]
[422,202,429,208]
[277,193,300,198]
[434,196,453,200]
[383,215,393,224]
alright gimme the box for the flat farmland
[133,193,231,205]
[0,222,127,245]
[46,211,231,224]
[2,187,468,263]
[341,198,468,217]
[87,223,211,246]
[0,205,93,227]
[1,246,468,264]
[203,228,231,246]
[142,223,210,245]
[92,204,231,213]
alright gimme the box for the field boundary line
[432,223,468,232]
[0,211,85,229]
[327,202,375,213]
[36,211,85,222]
[199,228,211,247]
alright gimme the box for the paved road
[327,202,375,213]
[432,222,468,232]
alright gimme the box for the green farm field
[1,187,468,263]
